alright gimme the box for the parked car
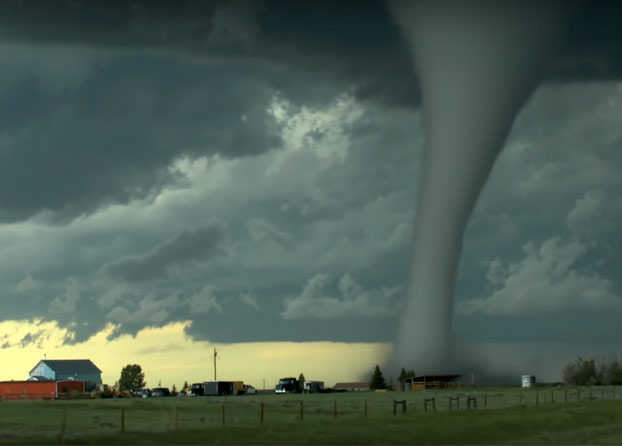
[243,384,257,395]
[150,387,171,397]
[134,388,151,398]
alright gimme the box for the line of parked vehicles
[100,377,331,398]
[275,377,332,394]
[129,381,258,398]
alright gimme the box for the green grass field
[1,386,621,444]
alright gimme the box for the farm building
[0,380,85,400]
[28,359,102,390]
[333,382,370,392]
[402,374,462,390]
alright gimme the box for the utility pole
[213,348,218,381]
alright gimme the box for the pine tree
[298,373,306,392]
[369,365,387,390]
[399,367,416,380]
[398,368,407,381]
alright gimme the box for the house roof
[333,382,370,389]
[27,375,52,381]
[29,359,102,375]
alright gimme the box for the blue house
[29,359,102,390]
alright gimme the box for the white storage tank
[521,375,536,388]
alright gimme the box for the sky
[0,0,621,389]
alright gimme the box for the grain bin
[521,375,535,388]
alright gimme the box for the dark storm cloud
[0,0,219,47]
[0,0,420,106]
[104,222,228,281]
[0,0,621,353]
[1,0,620,224]
[0,52,282,222]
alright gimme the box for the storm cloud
[104,222,229,281]
[0,0,620,366]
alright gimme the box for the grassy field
[1,386,622,444]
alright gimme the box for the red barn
[0,380,85,400]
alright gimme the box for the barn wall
[0,381,56,400]
[56,380,85,395]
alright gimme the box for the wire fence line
[0,386,620,438]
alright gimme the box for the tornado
[391,0,574,372]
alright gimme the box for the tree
[598,359,622,385]
[171,384,178,396]
[183,380,189,392]
[562,357,598,386]
[369,365,387,390]
[119,364,146,391]
[298,373,306,392]
[398,368,416,381]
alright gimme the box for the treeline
[563,357,622,386]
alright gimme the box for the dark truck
[190,383,204,396]
[275,377,301,394]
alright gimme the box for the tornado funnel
[392,0,573,372]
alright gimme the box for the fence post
[222,403,226,427]
[551,391,554,404]
[519,393,523,405]
[364,399,367,418]
[467,396,477,410]
[334,400,337,419]
[536,392,539,405]
[121,407,125,433]
[260,402,264,424]
[300,401,304,421]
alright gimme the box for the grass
[1,386,621,444]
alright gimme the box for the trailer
[203,381,246,396]
[303,381,325,393]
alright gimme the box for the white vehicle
[243,384,257,395]
[304,381,325,393]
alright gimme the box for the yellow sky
[0,319,391,390]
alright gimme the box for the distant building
[402,374,462,390]
[28,359,102,390]
[332,382,370,392]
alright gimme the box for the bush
[598,359,622,385]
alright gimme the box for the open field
[1,386,622,444]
